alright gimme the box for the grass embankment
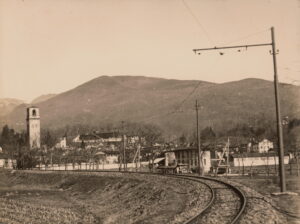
[0,171,207,224]
[230,175,300,224]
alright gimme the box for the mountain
[0,98,24,118]
[31,94,57,104]
[3,76,300,137]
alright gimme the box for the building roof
[93,132,120,139]
[167,147,210,152]
[79,134,100,141]
[78,132,122,141]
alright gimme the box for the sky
[0,0,299,102]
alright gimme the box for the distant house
[73,132,122,144]
[73,134,103,144]
[0,154,16,169]
[253,139,273,153]
[94,150,119,164]
[56,137,67,149]
[103,151,119,164]
[73,132,145,149]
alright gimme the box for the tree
[16,147,38,169]
[179,134,187,146]
[288,118,300,132]
[41,130,56,148]
[0,125,15,146]
[201,126,216,143]
[80,140,86,149]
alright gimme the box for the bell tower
[26,106,41,149]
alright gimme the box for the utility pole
[193,27,286,192]
[195,100,203,176]
[226,138,230,176]
[271,27,286,192]
[121,121,127,171]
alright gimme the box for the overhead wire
[135,54,223,124]
[130,16,293,124]
[181,0,215,46]
[175,56,223,112]
[130,0,217,124]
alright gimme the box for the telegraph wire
[175,57,222,112]
[135,57,223,123]
[181,0,215,46]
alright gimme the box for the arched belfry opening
[32,109,36,117]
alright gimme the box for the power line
[193,26,287,192]
[175,57,223,112]
[181,0,215,45]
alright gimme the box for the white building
[56,137,67,149]
[72,133,122,144]
[0,154,16,169]
[253,139,274,153]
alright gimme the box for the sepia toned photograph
[0,0,299,223]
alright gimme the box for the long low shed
[232,153,290,167]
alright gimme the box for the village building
[102,150,119,164]
[72,132,144,151]
[252,139,274,153]
[0,154,16,169]
[73,132,122,144]
[55,137,67,149]
[93,150,119,164]
[163,147,211,173]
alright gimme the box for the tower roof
[27,105,39,109]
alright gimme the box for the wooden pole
[271,27,286,192]
[196,100,203,175]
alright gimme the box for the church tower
[26,106,41,149]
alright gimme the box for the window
[32,109,36,116]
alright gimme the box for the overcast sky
[0,0,299,102]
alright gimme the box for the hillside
[0,98,24,118]
[3,76,300,137]
[31,94,57,104]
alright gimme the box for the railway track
[178,175,247,224]
[23,170,247,224]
